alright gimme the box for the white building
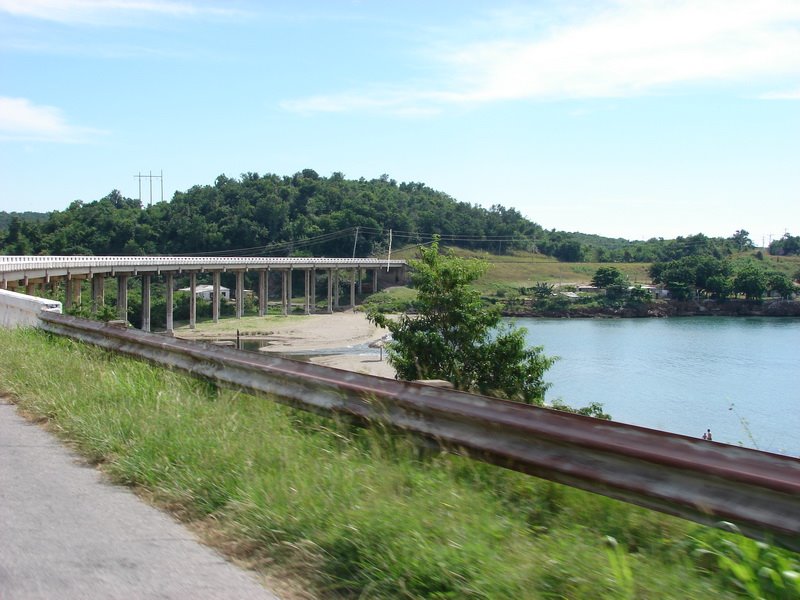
[178,284,230,301]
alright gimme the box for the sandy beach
[257,312,397,379]
[176,311,397,379]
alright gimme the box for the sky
[0,0,798,244]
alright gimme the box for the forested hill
[0,169,785,261]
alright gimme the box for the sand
[258,312,397,379]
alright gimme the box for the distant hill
[0,170,752,263]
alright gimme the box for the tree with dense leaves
[369,239,555,404]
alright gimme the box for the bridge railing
[35,311,800,551]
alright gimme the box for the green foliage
[734,263,769,300]
[690,525,800,599]
[592,266,627,288]
[370,239,555,404]
[770,233,800,256]
[0,328,744,599]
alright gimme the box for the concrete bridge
[0,255,408,332]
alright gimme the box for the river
[514,317,800,457]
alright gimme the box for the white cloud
[283,0,800,115]
[758,87,800,99]
[0,97,104,142]
[0,0,239,24]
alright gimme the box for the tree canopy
[369,239,555,404]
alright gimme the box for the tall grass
[1,328,784,598]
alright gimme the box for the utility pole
[134,171,164,206]
[352,226,360,259]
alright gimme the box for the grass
[2,328,794,599]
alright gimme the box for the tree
[591,266,626,288]
[369,239,555,404]
[730,229,753,251]
[767,272,795,300]
[733,263,768,300]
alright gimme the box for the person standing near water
[702,429,712,441]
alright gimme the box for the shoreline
[174,312,398,379]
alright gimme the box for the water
[514,317,800,457]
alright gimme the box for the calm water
[514,317,800,457]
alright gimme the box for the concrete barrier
[0,289,62,328]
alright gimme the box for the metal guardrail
[36,311,800,551]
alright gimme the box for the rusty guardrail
[37,311,800,551]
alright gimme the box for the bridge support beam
[165,272,174,333]
[281,271,288,316]
[326,269,333,314]
[116,275,128,321]
[373,268,378,294]
[304,270,310,315]
[310,268,316,314]
[141,274,151,332]
[333,270,340,310]
[212,271,221,323]
[91,274,104,315]
[350,268,356,309]
[258,270,266,317]
[189,272,197,330]
[235,271,244,319]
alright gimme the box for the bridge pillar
[304,270,310,315]
[373,268,378,294]
[91,274,104,314]
[116,275,128,321]
[235,271,244,319]
[72,278,82,308]
[165,272,174,333]
[327,269,333,314]
[212,271,221,323]
[333,269,340,309]
[141,274,151,332]
[310,268,316,314]
[281,270,289,316]
[189,272,197,330]
[358,268,363,295]
[350,268,356,308]
[258,270,266,317]
[64,278,73,310]
[265,269,270,315]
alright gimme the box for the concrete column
[327,269,333,314]
[333,269,340,309]
[212,271,221,323]
[372,268,378,294]
[64,278,73,310]
[236,271,244,319]
[189,272,197,330]
[25,280,35,296]
[281,270,288,316]
[304,270,310,315]
[116,274,129,321]
[165,272,174,333]
[358,267,363,295]
[258,270,266,317]
[265,269,270,315]
[141,274,151,333]
[310,268,316,314]
[73,278,82,307]
[350,268,356,308]
[91,274,104,314]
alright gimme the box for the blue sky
[1,0,798,243]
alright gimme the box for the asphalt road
[0,402,281,600]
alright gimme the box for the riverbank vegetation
[4,328,798,598]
